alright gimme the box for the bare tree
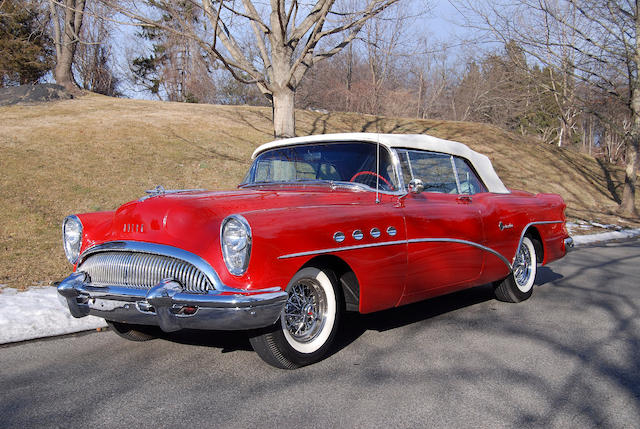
[456,0,639,215]
[75,1,118,95]
[106,0,400,138]
[48,0,86,91]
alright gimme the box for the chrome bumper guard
[58,272,287,332]
[564,237,574,251]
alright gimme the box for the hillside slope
[1,93,638,287]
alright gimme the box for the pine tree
[0,0,54,86]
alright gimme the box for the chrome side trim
[278,237,512,269]
[407,238,512,270]
[278,240,408,259]
[279,220,566,270]
[78,241,278,295]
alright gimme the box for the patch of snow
[0,286,107,344]
[566,222,595,235]
[572,228,640,246]
[589,221,622,230]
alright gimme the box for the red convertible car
[58,133,572,368]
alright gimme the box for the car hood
[87,187,371,256]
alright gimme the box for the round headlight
[62,215,83,264]
[220,215,251,276]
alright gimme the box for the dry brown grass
[1,93,638,288]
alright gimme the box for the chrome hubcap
[513,243,532,288]
[283,279,327,343]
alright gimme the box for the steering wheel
[349,171,395,191]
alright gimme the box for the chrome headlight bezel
[220,214,252,276]
[62,215,83,264]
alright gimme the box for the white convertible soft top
[252,133,510,194]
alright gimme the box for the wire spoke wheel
[513,243,534,292]
[514,239,534,292]
[283,279,327,344]
[493,236,537,303]
[249,266,341,369]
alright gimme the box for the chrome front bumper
[58,272,287,332]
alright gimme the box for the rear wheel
[494,236,537,303]
[250,267,342,369]
[106,320,159,342]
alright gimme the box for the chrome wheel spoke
[283,278,327,343]
[514,242,532,287]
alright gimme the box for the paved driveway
[1,241,639,428]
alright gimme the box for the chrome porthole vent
[352,230,364,240]
[333,232,345,243]
[370,228,381,238]
[387,226,397,236]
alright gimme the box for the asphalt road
[2,241,639,428]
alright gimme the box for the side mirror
[407,178,425,194]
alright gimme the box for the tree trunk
[54,43,77,91]
[272,87,296,139]
[49,0,85,92]
[619,127,639,216]
[619,12,640,217]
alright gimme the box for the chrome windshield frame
[239,141,405,196]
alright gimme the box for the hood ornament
[139,185,205,201]
[145,185,167,197]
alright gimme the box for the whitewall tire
[494,236,537,303]
[250,267,342,369]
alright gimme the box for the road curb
[572,228,640,246]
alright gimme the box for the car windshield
[241,142,398,191]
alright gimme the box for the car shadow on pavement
[152,328,254,353]
[152,266,565,357]
[331,267,565,358]
[332,283,496,356]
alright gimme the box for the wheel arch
[523,226,544,264]
[301,255,360,312]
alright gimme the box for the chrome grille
[78,251,212,293]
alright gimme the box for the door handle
[457,195,472,204]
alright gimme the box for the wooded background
[1,0,638,215]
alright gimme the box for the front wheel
[250,267,342,369]
[494,236,537,303]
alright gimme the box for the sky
[108,0,477,99]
